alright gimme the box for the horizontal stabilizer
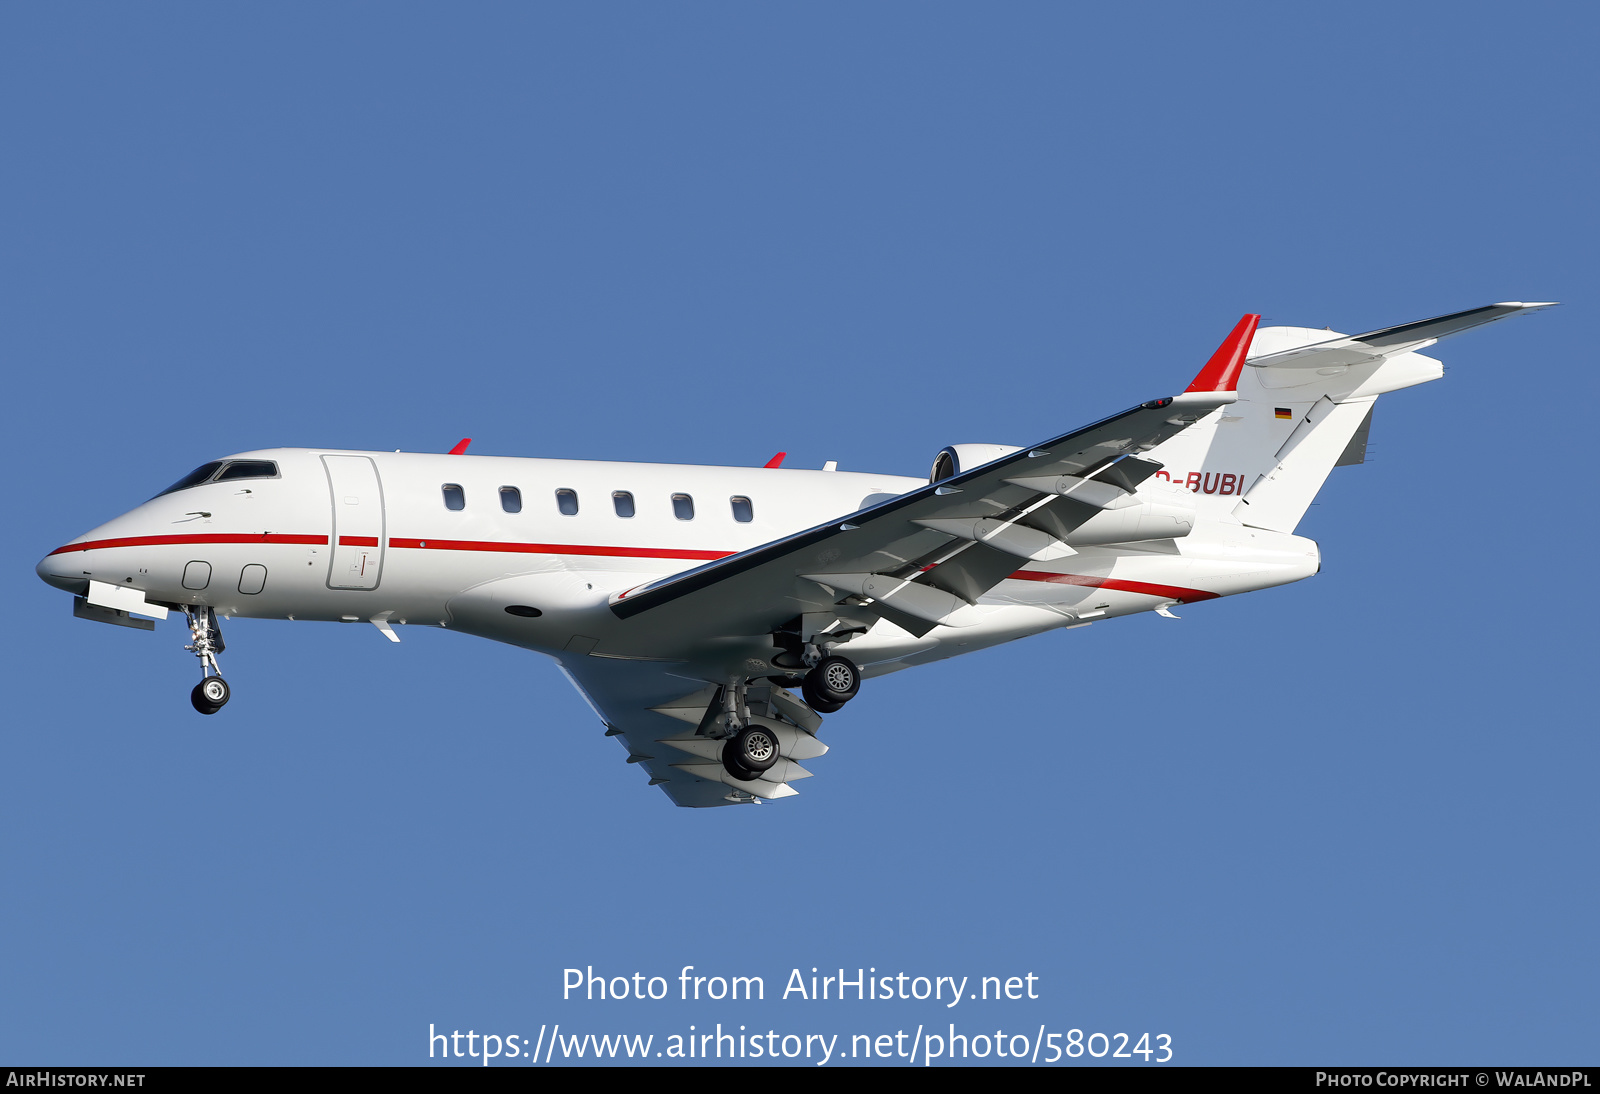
[1249,302,1557,371]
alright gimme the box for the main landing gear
[716,682,779,782]
[800,654,860,714]
[716,652,863,782]
[721,723,780,782]
[184,606,231,715]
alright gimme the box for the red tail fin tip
[1184,314,1260,394]
[763,452,786,468]
[448,438,471,455]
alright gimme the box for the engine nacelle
[929,444,1022,483]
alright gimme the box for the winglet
[448,438,471,455]
[1184,314,1260,394]
[763,452,786,468]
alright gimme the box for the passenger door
[322,455,385,590]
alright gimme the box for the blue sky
[2,2,1594,1066]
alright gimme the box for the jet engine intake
[930,444,1022,483]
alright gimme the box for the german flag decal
[1274,408,1293,419]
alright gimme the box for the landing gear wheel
[814,656,860,699]
[800,681,844,714]
[191,677,230,715]
[802,655,859,712]
[729,724,779,774]
[721,746,757,783]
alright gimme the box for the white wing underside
[559,656,826,807]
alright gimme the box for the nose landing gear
[191,676,230,714]
[184,606,230,715]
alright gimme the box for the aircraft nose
[36,548,89,594]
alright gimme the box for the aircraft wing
[606,315,1262,650]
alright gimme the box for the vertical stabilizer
[1229,394,1376,532]
[1140,302,1557,534]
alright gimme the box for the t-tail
[1148,302,1558,533]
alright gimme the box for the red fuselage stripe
[386,537,733,560]
[47,534,1220,601]
[1006,569,1219,602]
[49,533,328,555]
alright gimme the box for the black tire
[807,655,860,703]
[190,679,223,715]
[199,676,230,708]
[729,724,780,773]
[721,745,757,783]
[801,674,845,714]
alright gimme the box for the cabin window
[731,496,754,522]
[556,488,579,515]
[442,483,465,511]
[500,486,522,513]
[613,491,635,518]
[672,493,694,520]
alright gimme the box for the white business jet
[37,303,1554,806]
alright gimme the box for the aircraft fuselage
[37,447,1318,680]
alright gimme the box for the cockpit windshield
[154,460,279,498]
[215,460,280,482]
